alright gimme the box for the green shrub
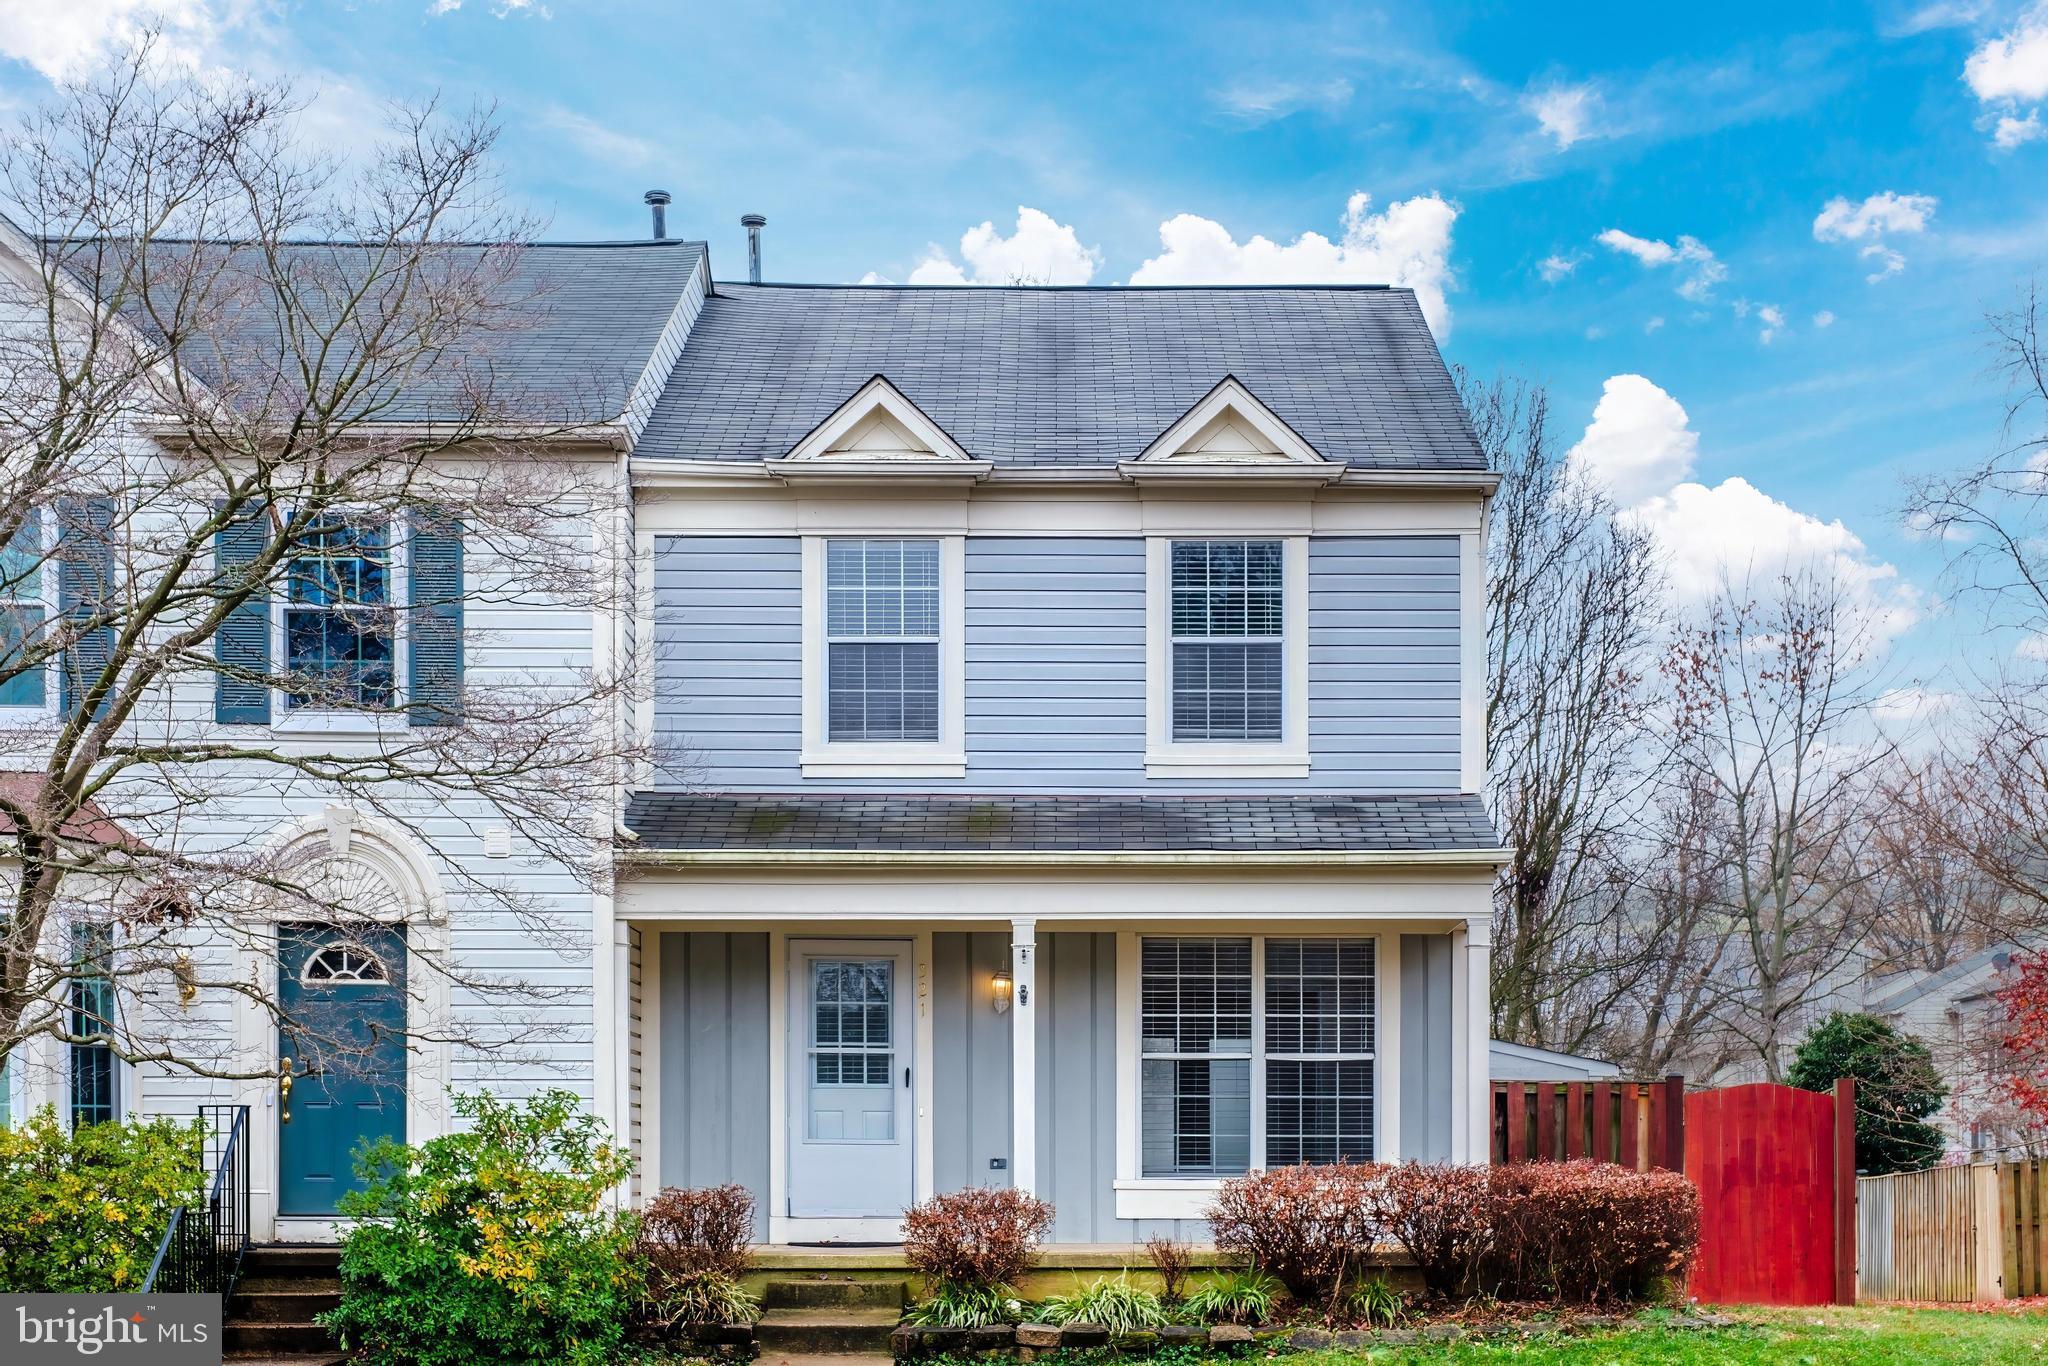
[901,1281,1021,1327]
[1039,1274,1169,1334]
[0,1106,203,1291]
[1181,1269,1281,1325]
[1790,1012,1948,1174]
[1345,1276,1406,1328]
[321,1089,638,1366]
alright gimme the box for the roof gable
[780,375,975,463]
[1135,375,1334,468]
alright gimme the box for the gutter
[619,846,1514,870]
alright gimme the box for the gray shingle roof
[635,284,1483,470]
[623,792,1501,855]
[82,238,704,425]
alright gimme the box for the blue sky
[3,0,2045,701]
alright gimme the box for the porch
[608,841,1501,1246]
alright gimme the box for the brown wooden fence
[1856,1160,2048,1301]
[1489,1076,1686,1170]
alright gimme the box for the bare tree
[0,45,640,1094]
[1469,371,1664,1048]
[1662,573,1891,1080]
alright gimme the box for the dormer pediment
[1124,377,1343,485]
[770,376,986,480]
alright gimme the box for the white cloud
[1568,374,1918,639]
[1756,303,1787,343]
[1903,508,1971,542]
[1527,83,1600,148]
[1813,191,1938,241]
[0,0,219,80]
[1564,374,1699,507]
[1997,109,2048,147]
[906,207,1101,286]
[1130,190,1461,336]
[2018,631,2048,661]
[1872,687,1960,725]
[1966,6,2048,101]
[1213,77,1353,122]
[1813,309,1837,327]
[428,0,462,13]
[1965,6,2048,146]
[1596,228,1726,301]
[1537,252,1582,283]
[1645,315,1666,333]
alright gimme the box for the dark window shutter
[56,498,115,720]
[407,509,463,727]
[214,504,272,725]
[1,508,46,707]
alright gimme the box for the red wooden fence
[1684,1079,1856,1306]
[1490,1076,1686,1170]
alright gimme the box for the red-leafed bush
[1205,1162,1385,1305]
[639,1183,757,1282]
[901,1188,1055,1290]
[1485,1161,1698,1302]
[1371,1162,1494,1297]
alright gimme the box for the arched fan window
[301,943,390,984]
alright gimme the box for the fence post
[1834,1077,1857,1305]
[1663,1074,1686,1173]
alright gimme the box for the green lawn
[1294,1306,2048,1364]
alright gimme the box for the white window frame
[272,512,410,735]
[0,507,56,719]
[1144,535,1309,778]
[1115,930,1380,1221]
[799,535,965,779]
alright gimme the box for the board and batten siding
[1400,933,1456,1163]
[649,533,1462,792]
[658,931,773,1239]
[933,932,1016,1195]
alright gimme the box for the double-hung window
[1139,935,1376,1178]
[802,536,962,777]
[283,513,394,711]
[68,924,118,1128]
[1146,538,1306,777]
[0,510,45,708]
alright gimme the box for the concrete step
[223,1322,343,1357]
[240,1245,341,1276]
[756,1306,900,1356]
[228,1288,342,1323]
[762,1278,909,1311]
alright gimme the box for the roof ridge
[713,280,1402,292]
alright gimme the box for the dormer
[1120,376,1345,486]
[765,375,991,484]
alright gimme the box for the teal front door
[277,924,407,1216]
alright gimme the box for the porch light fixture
[991,968,1013,1015]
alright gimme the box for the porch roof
[622,791,1500,856]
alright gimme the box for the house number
[1018,984,1029,1007]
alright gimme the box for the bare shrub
[1371,1162,1494,1298]
[639,1184,756,1284]
[1144,1234,1193,1305]
[1485,1161,1699,1302]
[900,1188,1054,1291]
[1205,1162,1384,1306]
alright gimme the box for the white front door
[787,939,915,1222]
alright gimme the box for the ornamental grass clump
[900,1187,1054,1326]
[0,1107,203,1292]
[1039,1273,1170,1334]
[322,1090,639,1366]
[1205,1161,1386,1307]
[637,1184,760,1328]
[1181,1269,1281,1326]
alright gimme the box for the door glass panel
[808,958,895,1141]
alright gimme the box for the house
[0,207,1504,1250]
[615,277,1505,1242]
[1488,1040,1620,1083]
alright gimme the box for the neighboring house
[0,220,710,1240]
[2,212,1505,1249]
[618,280,1503,1243]
[1488,1040,1621,1083]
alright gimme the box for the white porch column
[1462,915,1493,1164]
[1010,918,1037,1196]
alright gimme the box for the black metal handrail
[141,1104,250,1297]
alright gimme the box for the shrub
[1790,1012,1947,1174]
[900,1282,1020,1327]
[1039,1274,1169,1334]
[638,1184,757,1325]
[1144,1234,1192,1305]
[0,1106,203,1292]
[322,1089,639,1366]
[1484,1161,1699,1303]
[1181,1269,1281,1325]
[1371,1162,1494,1298]
[901,1187,1055,1291]
[1205,1162,1384,1305]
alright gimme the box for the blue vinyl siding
[650,533,1462,793]
[1399,933,1456,1163]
